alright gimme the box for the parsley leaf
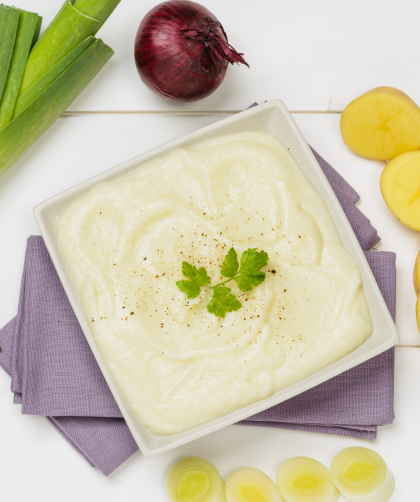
[220,247,239,278]
[207,286,242,318]
[240,248,269,271]
[234,248,269,292]
[176,261,211,299]
[176,247,269,316]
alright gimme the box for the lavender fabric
[0,150,395,476]
[239,251,395,436]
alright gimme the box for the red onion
[134,0,249,103]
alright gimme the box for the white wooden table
[1,1,419,500]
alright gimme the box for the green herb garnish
[207,286,241,317]
[176,247,269,317]
[176,262,211,299]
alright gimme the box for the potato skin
[380,151,420,231]
[414,251,420,295]
[417,294,420,333]
[362,86,419,108]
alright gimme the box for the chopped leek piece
[0,9,40,130]
[20,0,120,94]
[330,447,395,502]
[0,5,20,102]
[167,457,227,502]
[225,467,285,502]
[31,15,43,48]
[0,39,113,176]
[276,457,339,502]
[14,36,95,118]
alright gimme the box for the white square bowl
[33,100,399,457]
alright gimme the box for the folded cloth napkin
[0,149,395,476]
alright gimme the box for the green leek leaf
[14,36,95,119]
[19,1,97,94]
[31,15,43,49]
[0,9,40,131]
[74,0,121,33]
[0,39,113,177]
[19,0,120,94]
[0,5,20,102]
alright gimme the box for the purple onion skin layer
[134,1,248,103]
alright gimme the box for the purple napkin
[0,149,395,476]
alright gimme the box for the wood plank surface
[11,0,420,112]
[1,1,419,498]
[0,345,417,500]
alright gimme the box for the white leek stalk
[225,467,285,502]
[166,457,227,502]
[276,457,339,502]
[330,447,395,502]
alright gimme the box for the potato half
[380,151,420,231]
[341,87,420,160]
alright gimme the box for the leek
[74,0,121,32]
[31,15,43,49]
[14,36,95,118]
[276,457,339,502]
[166,457,227,502]
[0,9,40,130]
[0,5,20,102]
[0,39,113,176]
[225,467,284,502]
[20,0,120,94]
[330,447,395,502]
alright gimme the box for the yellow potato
[414,251,420,295]
[341,87,420,160]
[380,151,420,230]
[417,294,420,333]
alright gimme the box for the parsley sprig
[176,247,269,317]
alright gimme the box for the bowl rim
[33,99,399,457]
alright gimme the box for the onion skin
[134,1,248,103]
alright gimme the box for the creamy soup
[57,131,372,435]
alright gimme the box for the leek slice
[0,39,113,176]
[0,9,40,130]
[19,0,120,94]
[0,5,20,102]
[276,457,339,502]
[14,36,95,118]
[166,457,227,502]
[225,467,285,502]
[330,447,395,502]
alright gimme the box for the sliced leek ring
[276,457,339,502]
[330,447,395,502]
[166,457,227,502]
[225,467,285,502]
